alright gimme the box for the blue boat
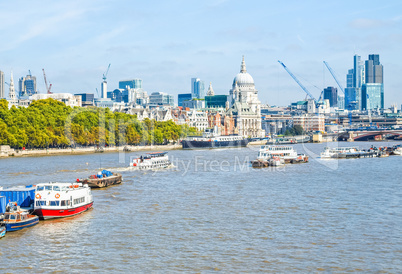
[1,202,39,232]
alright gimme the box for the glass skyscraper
[362,83,384,110]
[345,54,384,110]
[191,78,205,99]
[362,54,384,110]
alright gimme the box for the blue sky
[1,0,401,107]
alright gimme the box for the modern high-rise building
[323,86,338,107]
[362,83,384,110]
[19,74,37,97]
[191,78,205,99]
[345,54,384,110]
[0,70,4,98]
[119,79,142,90]
[362,54,384,110]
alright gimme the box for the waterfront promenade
[0,144,182,158]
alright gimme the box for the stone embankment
[0,144,182,158]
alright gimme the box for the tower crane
[42,69,52,94]
[278,60,318,104]
[323,61,356,125]
[323,61,345,95]
[103,63,111,81]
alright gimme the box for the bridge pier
[347,132,354,142]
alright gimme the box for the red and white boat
[33,182,93,220]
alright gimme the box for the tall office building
[19,74,37,97]
[0,70,4,98]
[362,54,384,110]
[345,54,384,110]
[323,86,338,107]
[191,78,205,99]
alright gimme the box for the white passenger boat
[320,147,359,159]
[129,152,172,170]
[320,146,378,159]
[33,182,93,220]
[258,145,307,163]
[254,145,308,165]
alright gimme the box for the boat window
[37,186,44,191]
[61,200,66,206]
[53,186,60,191]
[10,214,16,220]
[45,186,52,191]
[50,201,60,206]
[36,201,46,206]
[4,214,9,220]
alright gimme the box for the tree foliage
[0,98,195,148]
[284,125,305,136]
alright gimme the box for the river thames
[1,142,401,272]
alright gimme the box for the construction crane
[42,69,52,94]
[323,61,345,95]
[103,63,111,81]
[278,60,318,104]
[323,61,356,125]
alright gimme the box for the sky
[1,0,401,107]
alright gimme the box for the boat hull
[80,174,122,188]
[4,216,39,232]
[0,227,5,237]
[33,202,93,220]
[182,139,249,149]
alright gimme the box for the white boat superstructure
[257,145,298,161]
[393,146,402,155]
[33,182,94,219]
[130,152,172,170]
[320,147,359,159]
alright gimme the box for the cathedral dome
[232,56,255,87]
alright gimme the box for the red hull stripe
[34,202,93,219]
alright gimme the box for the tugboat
[33,182,93,220]
[0,202,39,232]
[78,170,122,188]
[130,152,172,170]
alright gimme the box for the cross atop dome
[240,55,247,73]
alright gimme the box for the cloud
[349,18,388,29]
[0,6,91,52]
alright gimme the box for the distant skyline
[1,0,401,107]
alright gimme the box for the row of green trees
[0,99,198,149]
